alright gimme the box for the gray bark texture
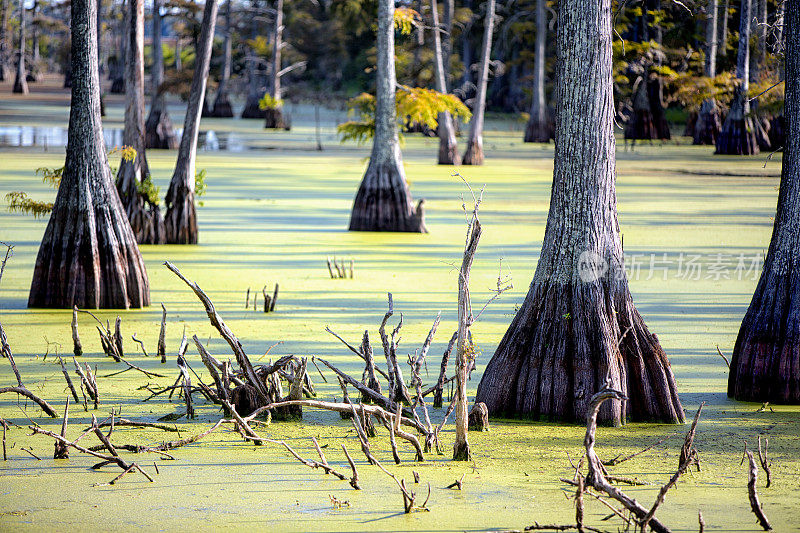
[729,0,800,403]
[474,0,684,425]
[431,0,458,165]
[211,0,234,117]
[716,0,758,155]
[523,0,550,143]
[164,0,219,244]
[0,0,9,80]
[12,0,27,94]
[116,0,165,244]
[28,0,150,309]
[264,0,285,128]
[461,0,495,165]
[145,0,178,149]
[241,0,266,119]
[348,0,426,233]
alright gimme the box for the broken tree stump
[468,402,489,431]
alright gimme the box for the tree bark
[164,0,219,244]
[729,0,800,404]
[26,0,38,82]
[431,0,458,165]
[461,0,495,166]
[12,0,27,94]
[145,0,178,149]
[28,0,150,309]
[211,0,234,117]
[694,0,722,145]
[348,0,426,233]
[475,0,684,425]
[264,0,285,128]
[718,0,730,64]
[716,0,758,155]
[0,0,9,81]
[750,0,767,83]
[240,0,266,119]
[109,0,125,94]
[116,0,165,244]
[523,0,550,143]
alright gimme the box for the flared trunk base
[145,108,178,149]
[716,118,760,155]
[523,117,551,143]
[164,189,198,244]
[210,95,234,118]
[461,139,484,165]
[348,162,427,233]
[476,279,684,424]
[110,77,124,94]
[264,107,286,129]
[438,138,459,165]
[452,440,471,461]
[729,271,800,404]
[692,101,722,145]
[241,97,266,119]
[12,72,28,94]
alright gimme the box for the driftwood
[372,454,430,513]
[158,304,167,363]
[757,436,771,488]
[54,398,70,459]
[379,293,411,404]
[131,333,148,357]
[176,332,195,419]
[166,262,272,405]
[113,317,124,358]
[60,358,81,405]
[1,320,58,417]
[0,387,58,418]
[72,306,82,356]
[581,383,670,533]
[325,326,390,382]
[746,448,772,530]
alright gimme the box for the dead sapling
[757,436,772,488]
[71,306,82,356]
[261,283,279,313]
[158,303,167,363]
[745,444,772,530]
[326,256,354,279]
[446,474,465,490]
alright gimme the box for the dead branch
[603,433,677,466]
[158,304,167,363]
[746,449,772,530]
[641,404,704,530]
[432,331,457,408]
[58,357,81,405]
[581,383,670,533]
[131,334,148,357]
[324,326,389,381]
[54,398,70,459]
[341,444,361,489]
[71,306,82,356]
[715,345,730,368]
[757,436,771,488]
[0,387,58,418]
[165,262,271,405]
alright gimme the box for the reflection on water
[0,126,246,152]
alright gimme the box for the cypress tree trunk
[109,1,125,94]
[694,0,722,145]
[461,0,495,165]
[211,0,234,117]
[12,0,27,94]
[729,0,800,403]
[145,0,178,149]
[28,0,150,309]
[431,0,458,165]
[475,0,684,425]
[116,0,165,244]
[264,0,285,128]
[0,0,8,81]
[241,0,266,119]
[718,0,730,64]
[163,0,219,244]
[716,0,758,155]
[523,0,550,143]
[348,0,426,233]
[26,0,38,82]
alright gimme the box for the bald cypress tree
[116,0,165,244]
[28,0,150,309]
[145,0,178,149]
[164,0,219,244]
[729,0,800,403]
[348,0,426,233]
[475,0,683,425]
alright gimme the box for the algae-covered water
[1,82,798,532]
